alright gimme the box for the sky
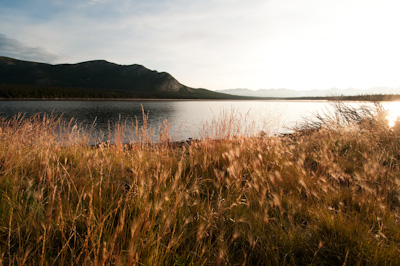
[1,0,400,91]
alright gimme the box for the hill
[0,57,244,99]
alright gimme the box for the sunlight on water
[3,100,400,142]
[383,101,400,127]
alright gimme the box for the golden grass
[0,104,400,265]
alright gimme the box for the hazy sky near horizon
[1,0,400,91]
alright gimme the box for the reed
[0,103,399,265]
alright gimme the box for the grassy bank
[1,104,400,265]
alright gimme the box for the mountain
[216,87,400,98]
[0,57,242,99]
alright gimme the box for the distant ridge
[216,87,400,98]
[0,57,244,99]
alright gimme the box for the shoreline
[0,97,325,102]
[0,97,399,102]
[1,97,398,102]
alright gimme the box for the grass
[0,103,400,265]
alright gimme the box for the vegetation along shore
[1,103,400,265]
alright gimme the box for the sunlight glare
[383,102,400,128]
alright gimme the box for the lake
[1,100,399,142]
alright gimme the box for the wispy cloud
[0,33,58,63]
[1,0,400,90]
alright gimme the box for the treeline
[330,94,400,101]
[0,83,146,99]
[0,84,188,99]
[291,94,400,101]
[2,84,398,101]
[0,84,258,100]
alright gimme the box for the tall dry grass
[0,103,400,265]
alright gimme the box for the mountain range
[216,87,400,98]
[2,56,399,99]
[0,57,244,99]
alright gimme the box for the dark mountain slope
[0,57,244,99]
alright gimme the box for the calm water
[1,100,399,142]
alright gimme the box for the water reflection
[382,101,400,127]
[1,100,400,143]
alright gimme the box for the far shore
[0,97,328,102]
[1,96,400,102]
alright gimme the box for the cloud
[0,33,58,63]
[1,0,400,90]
